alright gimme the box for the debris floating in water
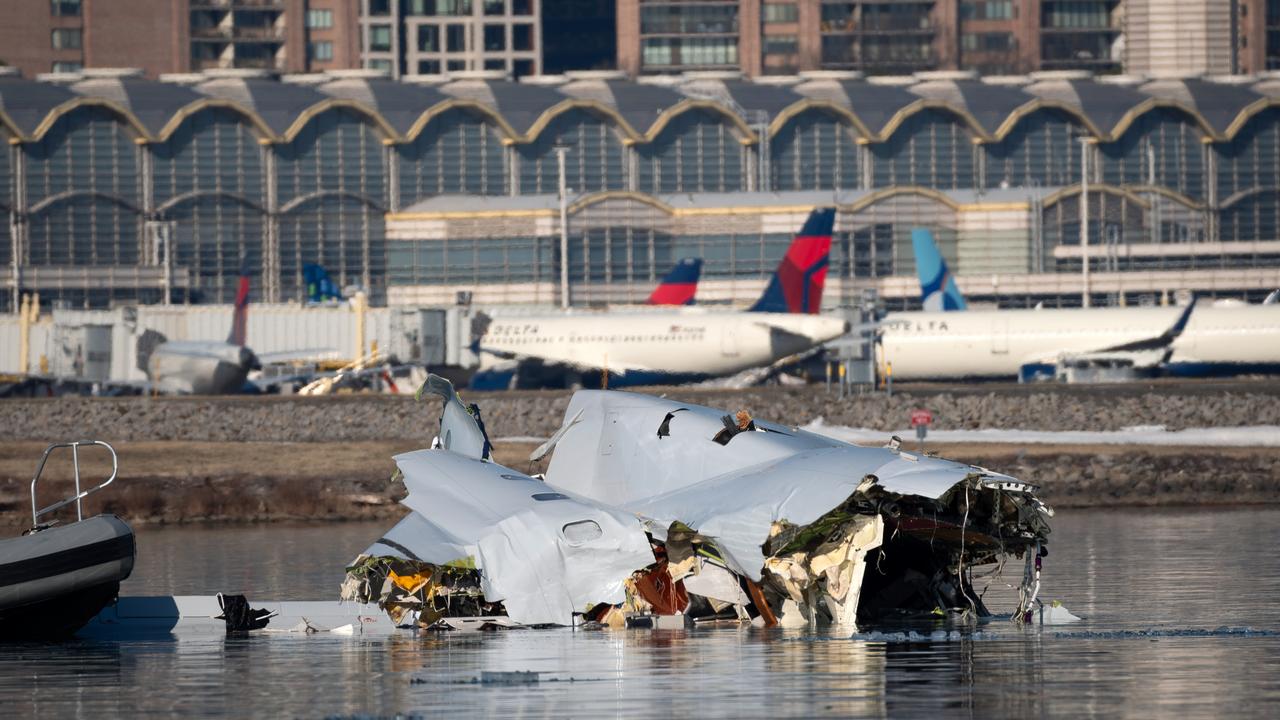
[342,376,1057,633]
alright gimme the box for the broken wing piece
[394,450,654,626]
[416,374,492,460]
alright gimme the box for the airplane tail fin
[748,207,835,314]
[227,259,251,347]
[646,258,703,305]
[1264,289,1279,305]
[912,228,966,311]
[303,263,343,304]
[136,329,168,375]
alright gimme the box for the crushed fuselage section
[344,381,1053,630]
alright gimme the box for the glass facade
[3,72,1279,311]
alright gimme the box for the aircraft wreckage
[342,377,1055,630]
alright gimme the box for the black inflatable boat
[0,441,135,640]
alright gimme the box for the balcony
[190,0,285,9]
[191,25,285,42]
[820,20,934,35]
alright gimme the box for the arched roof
[69,70,203,135]
[790,77,918,138]
[1138,78,1264,137]
[1040,183,1202,211]
[909,74,1036,136]
[1023,73,1148,140]
[0,73,78,136]
[440,77,572,137]
[558,75,687,139]
[313,72,451,136]
[193,71,329,136]
[0,68,1277,147]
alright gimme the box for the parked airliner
[878,229,1280,380]
[471,208,848,389]
[135,269,329,394]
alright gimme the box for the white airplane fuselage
[148,341,260,394]
[879,305,1280,380]
[476,309,849,386]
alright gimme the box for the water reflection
[3,508,1279,718]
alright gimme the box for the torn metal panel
[416,374,491,460]
[391,450,654,626]
[544,390,839,507]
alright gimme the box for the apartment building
[0,0,357,78]
[616,1,1280,78]
[359,0,541,78]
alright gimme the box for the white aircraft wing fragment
[394,449,654,626]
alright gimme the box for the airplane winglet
[1100,296,1197,354]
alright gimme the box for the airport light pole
[1078,137,1091,308]
[555,144,570,310]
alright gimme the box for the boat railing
[30,440,119,528]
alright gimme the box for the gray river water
[3,507,1279,718]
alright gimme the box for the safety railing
[30,440,118,528]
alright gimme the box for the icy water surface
[3,507,1279,718]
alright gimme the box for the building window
[763,3,798,23]
[50,0,81,16]
[512,0,532,15]
[514,58,533,77]
[308,41,334,61]
[961,1,1014,21]
[641,5,738,35]
[306,9,333,28]
[418,25,440,52]
[962,32,1013,52]
[411,0,471,14]
[51,28,82,49]
[51,61,82,73]
[446,24,466,51]
[513,23,533,50]
[484,59,506,70]
[1042,1,1111,29]
[484,0,506,15]
[370,25,393,51]
[764,35,798,55]
[368,59,393,71]
[369,0,392,16]
[447,59,466,71]
[484,24,506,51]
[643,37,737,67]
[417,59,441,74]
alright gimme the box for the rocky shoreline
[3,383,1279,443]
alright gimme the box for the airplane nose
[241,347,261,371]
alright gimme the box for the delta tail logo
[646,258,703,306]
[912,228,967,312]
[749,208,835,314]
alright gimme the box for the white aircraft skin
[879,304,1280,380]
[478,310,850,385]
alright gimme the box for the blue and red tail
[226,260,251,347]
[646,257,703,305]
[748,207,835,314]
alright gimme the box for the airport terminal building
[2,65,1279,312]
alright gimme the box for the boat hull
[0,514,135,640]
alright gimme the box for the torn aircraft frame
[342,377,1053,629]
